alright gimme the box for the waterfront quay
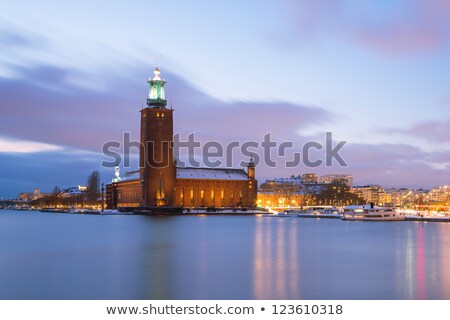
[3,206,450,222]
[26,206,268,216]
[281,214,450,223]
[265,206,450,223]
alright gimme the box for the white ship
[342,204,404,221]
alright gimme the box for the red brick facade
[108,177,257,209]
[139,107,176,206]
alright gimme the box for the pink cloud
[355,0,450,55]
[339,142,450,188]
[388,120,450,143]
[285,0,450,55]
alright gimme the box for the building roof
[176,167,248,180]
[118,170,139,182]
[117,167,249,182]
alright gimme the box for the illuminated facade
[318,174,353,187]
[106,66,257,209]
[350,185,385,205]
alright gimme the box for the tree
[316,178,363,206]
[86,170,100,205]
[49,185,61,207]
[52,186,61,194]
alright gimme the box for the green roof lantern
[147,65,167,108]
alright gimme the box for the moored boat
[289,206,342,219]
[342,204,404,221]
[262,211,293,217]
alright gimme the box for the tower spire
[154,55,161,67]
[147,58,167,108]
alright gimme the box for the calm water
[1,210,450,300]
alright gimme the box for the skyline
[1,0,450,198]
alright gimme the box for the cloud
[0,149,110,198]
[0,136,62,153]
[0,63,145,152]
[0,28,37,48]
[386,120,450,143]
[0,61,333,153]
[338,141,450,188]
[284,0,450,55]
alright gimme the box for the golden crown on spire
[152,66,161,81]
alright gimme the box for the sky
[1,0,450,198]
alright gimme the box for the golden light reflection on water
[439,224,450,298]
[253,217,300,299]
[404,227,415,298]
[403,222,450,299]
[416,224,426,299]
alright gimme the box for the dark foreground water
[0,210,449,299]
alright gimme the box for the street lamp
[101,183,105,212]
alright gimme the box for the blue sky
[1,0,450,198]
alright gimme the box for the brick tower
[140,65,176,207]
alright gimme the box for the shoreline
[2,208,450,222]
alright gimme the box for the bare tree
[86,170,100,205]
[49,185,61,207]
[52,186,61,194]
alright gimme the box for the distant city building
[427,186,450,203]
[62,186,87,197]
[33,188,41,199]
[318,174,353,187]
[351,185,385,205]
[18,188,45,201]
[384,188,412,206]
[302,173,318,183]
[271,175,302,185]
[18,192,34,202]
[258,174,358,207]
[258,177,303,208]
[259,175,448,208]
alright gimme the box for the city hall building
[106,66,257,209]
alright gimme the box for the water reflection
[404,226,415,298]
[141,216,173,299]
[416,224,426,299]
[401,222,450,299]
[1,212,450,299]
[441,224,450,298]
[253,217,300,299]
